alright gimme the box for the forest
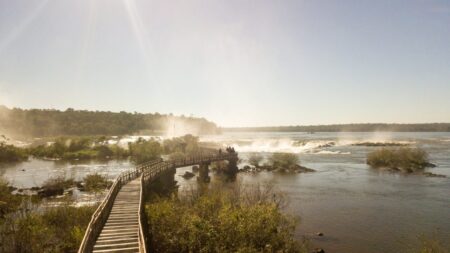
[224,123,450,132]
[0,106,219,137]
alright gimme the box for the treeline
[0,106,219,137]
[224,123,450,132]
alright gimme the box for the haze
[0,0,449,127]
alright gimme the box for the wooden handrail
[78,159,162,253]
[138,174,147,253]
[79,151,238,253]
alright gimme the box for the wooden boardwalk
[92,178,141,253]
[78,151,238,253]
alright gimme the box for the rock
[30,186,41,191]
[313,248,325,253]
[38,187,64,198]
[240,165,255,172]
[318,142,335,148]
[296,165,316,173]
[182,171,195,179]
[192,165,199,173]
[76,181,85,191]
[7,186,17,192]
[424,162,437,168]
[423,172,447,178]
[316,232,324,236]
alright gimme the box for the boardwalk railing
[78,151,237,253]
[78,159,162,253]
[138,174,148,253]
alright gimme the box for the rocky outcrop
[182,171,195,179]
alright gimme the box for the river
[1,131,449,252]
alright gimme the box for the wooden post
[197,162,211,183]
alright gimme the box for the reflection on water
[0,159,132,188]
[1,132,449,252]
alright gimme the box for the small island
[366,147,444,177]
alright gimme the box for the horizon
[1,0,450,127]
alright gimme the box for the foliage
[248,153,263,167]
[163,134,200,155]
[169,151,186,161]
[42,176,75,191]
[413,234,449,253]
[146,183,306,253]
[28,136,129,160]
[0,142,28,163]
[128,138,162,163]
[84,173,109,192]
[269,153,300,169]
[0,177,22,218]
[367,147,430,172]
[0,204,96,253]
[0,106,219,137]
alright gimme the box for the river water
[1,132,449,252]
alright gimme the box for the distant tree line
[224,123,450,132]
[0,106,219,137]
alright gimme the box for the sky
[0,0,449,127]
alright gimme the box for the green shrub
[162,134,200,155]
[146,183,306,253]
[84,173,109,192]
[269,153,300,169]
[169,151,186,161]
[0,204,96,253]
[414,234,449,253]
[0,177,22,218]
[129,138,162,164]
[367,147,430,172]
[0,142,28,162]
[29,137,129,160]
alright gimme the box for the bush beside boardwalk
[0,175,97,253]
[146,183,309,253]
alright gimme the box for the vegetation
[0,177,22,218]
[0,142,28,162]
[128,138,162,163]
[163,134,200,155]
[29,136,129,160]
[1,133,204,164]
[38,176,75,197]
[0,204,96,253]
[84,173,109,192]
[248,153,263,167]
[269,153,300,170]
[366,147,432,172]
[0,106,219,137]
[224,123,450,132]
[412,234,449,253]
[146,183,307,253]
